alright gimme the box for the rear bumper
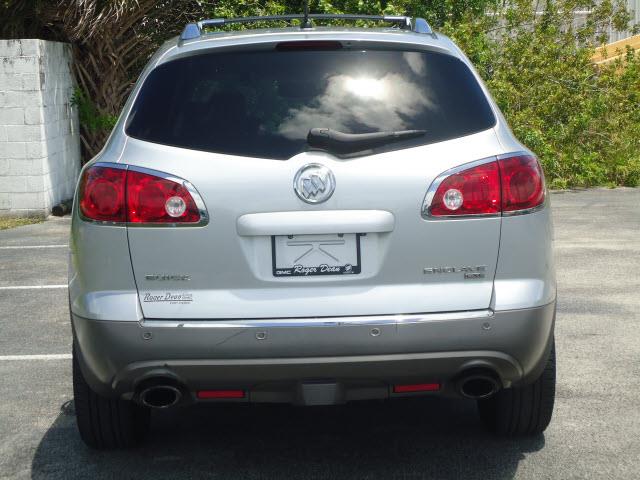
[72,301,555,403]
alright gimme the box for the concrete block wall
[0,39,81,217]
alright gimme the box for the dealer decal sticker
[143,292,193,304]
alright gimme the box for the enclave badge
[423,265,487,279]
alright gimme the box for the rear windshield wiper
[307,128,426,155]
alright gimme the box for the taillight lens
[79,165,201,224]
[499,155,545,212]
[429,161,501,216]
[426,154,545,217]
[79,166,126,222]
[126,170,200,223]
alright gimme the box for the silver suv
[70,14,556,449]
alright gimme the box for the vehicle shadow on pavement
[32,397,544,480]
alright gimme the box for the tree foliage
[1,0,639,187]
[442,0,640,187]
[1,0,207,157]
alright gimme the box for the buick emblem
[293,164,335,204]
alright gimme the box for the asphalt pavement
[0,188,639,479]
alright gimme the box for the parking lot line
[0,245,68,250]
[0,285,67,290]
[0,354,71,361]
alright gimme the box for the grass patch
[0,217,44,230]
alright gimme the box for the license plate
[272,233,362,277]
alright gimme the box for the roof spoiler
[179,14,434,44]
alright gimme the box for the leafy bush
[71,89,117,134]
[440,0,640,188]
[202,1,640,187]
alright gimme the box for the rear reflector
[197,390,245,399]
[393,383,440,393]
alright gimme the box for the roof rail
[179,14,434,43]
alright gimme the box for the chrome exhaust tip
[457,371,501,399]
[139,385,182,409]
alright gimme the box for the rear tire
[72,345,150,449]
[478,340,556,436]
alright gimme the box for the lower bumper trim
[141,309,493,328]
[72,302,555,401]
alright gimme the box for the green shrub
[7,0,635,187]
[70,88,117,134]
[203,1,640,187]
[441,1,640,187]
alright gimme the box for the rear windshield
[125,48,496,159]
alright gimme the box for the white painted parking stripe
[0,354,71,361]
[0,244,68,250]
[0,285,67,290]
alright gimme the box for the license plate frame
[271,233,362,277]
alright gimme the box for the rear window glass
[125,48,496,159]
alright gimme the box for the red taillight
[79,165,201,224]
[499,155,545,212]
[393,383,441,393]
[427,154,545,217]
[126,170,200,223]
[197,390,245,399]
[79,166,126,222]
[429,161,501,216]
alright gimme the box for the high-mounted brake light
[275,40,343,51]
[425,154,545,217]
[79,165,203,224]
